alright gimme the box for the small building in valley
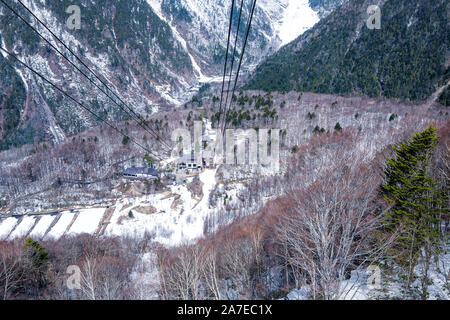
[123,167,160,181]
[177,154,202,173]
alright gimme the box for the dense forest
[0,54,28,150]
[246,0,449,102]
[438,87,450,107]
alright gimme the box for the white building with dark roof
[123,167,159,180]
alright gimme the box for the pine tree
[143,154,154,167]
[334,122,342,131]
[23,238,48,268]
[23,238,49,297]
[122,135,130,146]
[381,125,443,296]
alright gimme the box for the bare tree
[219,234,261,299]
[80,255,98,300]
[0,241,24,300]
[200,243,222,300]
[157,244,203,300]
[276,160,393,299]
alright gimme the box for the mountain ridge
[0,0,343,150]
[246,0,450,103]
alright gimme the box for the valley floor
[0,169,220,246]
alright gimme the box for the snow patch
[129,252,161,299]
[105,168,217,246]
[29,215,56,239]
[44,211,76,239]
[0,34,7,59]
[8,216,36,239]
[276,0,319,46]
[0,217,18,240]
[68,208,105,235]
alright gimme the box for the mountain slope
[246,0,450,102]
[148,0,346,74]
[309,0,347,18]
[0,0,343,150]
[0,0,197,150]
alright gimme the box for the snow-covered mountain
[147,0,322,73]
[0,0,344,150]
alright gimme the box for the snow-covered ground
[44,211,76,240]
[68,208,105,235]
[105,168,217,246]
[0,169,220,247]
[28,215,55,239]
[129,252,161,299]
[276,0,319,45]
[0,34,9,59]
[1,165,446,300]
[0,217,18,240]
[8,216,36,240]
[286,248,450,300]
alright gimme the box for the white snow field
[276,0,319,45]
[44,211,76,240]
[28,215,56,239]
[0,168,219,246]
[8,216,36,239]
[105,168,217,246]
[0,217,19,240]
[68,208,105,235]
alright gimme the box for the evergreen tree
[381,125,443,297]
[23,238,48,269]
[23,238,49,297]
[143,154,154,167]
[389,114,398,122]
[121,135,130,146]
